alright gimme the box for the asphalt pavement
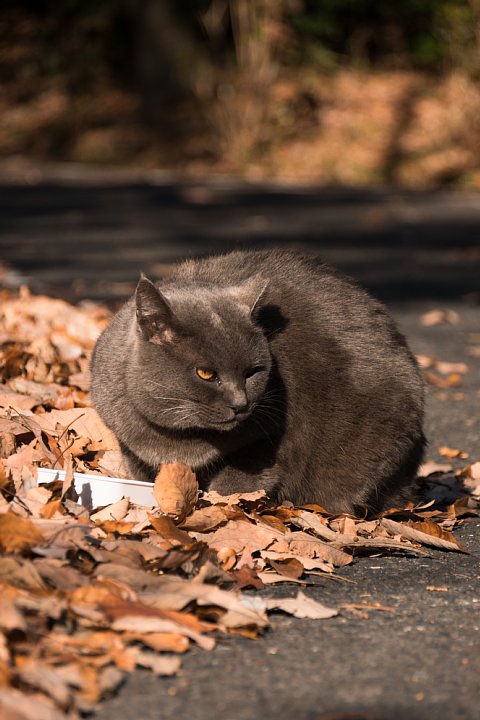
[0,165,478,720]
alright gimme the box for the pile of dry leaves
[0,288,478,719]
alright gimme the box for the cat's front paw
[208,467,277,497]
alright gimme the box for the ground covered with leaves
[0,289,478,719]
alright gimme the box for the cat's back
[176,249,420,391]
[175,249,398,344]
[175,248,335,288]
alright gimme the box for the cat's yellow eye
[196,368,217,381]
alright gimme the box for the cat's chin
[208,414,250,431]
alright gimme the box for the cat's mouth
[210,411,251,429]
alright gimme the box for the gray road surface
[0,167,478,720]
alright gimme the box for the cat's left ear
[135,274,177,344]
[234,275,269,314]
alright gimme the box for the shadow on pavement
[1,181,479,303]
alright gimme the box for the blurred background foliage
[1,0,480,186]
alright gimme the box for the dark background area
[2,1,480,185]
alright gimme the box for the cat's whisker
[249,415,276,447]
[259,390,288,407]
[152,395,191,402]
[253,405,285,430]
[156,405,190,417]
[173,412,199,428]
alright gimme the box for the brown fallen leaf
[180,504,238,532]
[417,460,453,477]
[201,489,267,511]
[257,572,308,585]
[123,632,190,653]
[0,686,67,720]
[251,513,287,533]
[202,518,281,554]
[148,513,196,547]
[135,651,181,676]
[0,558,46,592]
[231,565,265,590]
[381,518,465,552]
[329,516,358,535]
[17,661,72,710]
[420,309,459,326]
[279,530,353,567]
[424,371,462,388]
[266,591,338,619]
[110,615,214,650]
[0,391,38,413]
[216,546,236,571]
[261,550,335,574]
[139,576,269,630]
[3,443,43,490]
[426,585,449,592]
[459,461,480,482]
[415,354,434,369]
[269,557,304,580]
[33,407,119,453]
[0,585,26,632]
[0,513,44,552]
[340,602,395,618]
[439,446,469,460]
[291,510,338,541]
[467,344,480,358]
[90,498,129,524]
[153,463,198,522]
[435,360,468,375]
[32,558,87,592]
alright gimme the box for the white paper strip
[37,467,156,508]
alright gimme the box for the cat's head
[129,274,272,431]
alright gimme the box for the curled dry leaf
[268,557,304,580]
[267,591,338,619]
[292,510,337,541]
[381,518,465,552]
[153,463,198,522]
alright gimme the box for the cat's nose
[228,393,249,414]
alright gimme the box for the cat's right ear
[235,275,269,315]
[135,275,176,344]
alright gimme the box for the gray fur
[91,249,425,514]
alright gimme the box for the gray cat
[91,249,425,514]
